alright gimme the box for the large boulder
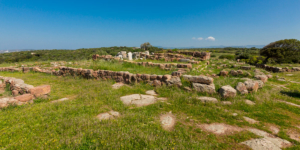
[219,85,237,98]
[236,82,248,94]
[192,83,215,94]
[30,85,51,97]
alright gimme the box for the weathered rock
[112,83,125,89]
[219,85,236,98]
[192,83,215,94]
[14,94,34,102]
[220,70,228,76]
[221,101,232,105]
[51,98,69,103]
[145,90,157,96]
[244,80,259,92]
[235,82,248,95]
[255,80,264,89]
[199,123,243,135]
[30,85,51,97]
[165,76,182,87]
[255,75,268,83]
[12,90,19,96]
[243,116,259,124]
[182,75,214,85]
[230,70,238,76]
[152,80,162,87]
[242,138,281,150]
[160,113,176,131]
[197,96,218,103]
[120,94,157,107]
[245,99,255,105]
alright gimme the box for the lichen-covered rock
[197,96,218,103]
[219,85,237,98]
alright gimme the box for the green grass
[0,58,300,149]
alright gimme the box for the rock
[243,116,259,124]
[14,94,34,102]
[237,70,243,75]
[219,85,236,98]
[112,83,125,89]
[182,75,214,84]
[96,113,112,121]
[166,76,182,87]
[96,110,120,121]
[245,100,255,105]
[192,83,215,94]
[183,86,192,91]
[199,123,243,135]
[160,113,176,131]
[197,97,218,103]
[267,75,273,78]
[244,80,259,92]
[232,113,238,116]
[230,70,238,76]
[12,90,19,96]
[221,101,232,105]
[152,80,162,87]
[30,85,51,97]
[235,82,248,95]
[145,90,157,96]
[50,98,69,103]
[255,80,264,89]
[220,70,228,76]
[120,94,158,107]
[270,126,280,134]
[255,75,268,83]
[241,138,281,150]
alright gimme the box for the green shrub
[219,55,235,60]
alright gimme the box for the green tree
[140,42,152,50]
[260,39,300,63]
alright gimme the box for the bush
[219,55,235,60]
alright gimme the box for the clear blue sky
[0,0,299,49]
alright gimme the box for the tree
[140,42,152,50]
[260,39,300,63]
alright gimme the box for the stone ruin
[0,76,51,108]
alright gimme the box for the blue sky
[0,0,299,49]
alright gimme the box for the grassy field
[0,57,300,149]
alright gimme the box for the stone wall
[256,64,300,73]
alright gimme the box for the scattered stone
[269,126,280,134]
[199,123,243,135]
[157,97,168,101]
[243,116,259,124]
[29,85,51,97]
[255,75,268,83]
[160,113,176,131]
[244,80,259,92]
[255,80,264,89]
[112,83,125,89]
[145,90,157,96]
[247,128,292,148]
[12,90,19,96]
[14,94,34,102]
[97,110,120,121]
[51,98,69,103]
[245,99,255,105]
[197,96,218,103]
[221,101,232,105]
[287,130,300,142]
[232,113,238,116]
[219,85,237,98]
[267,75,273,78]
[241,138,281,150]
[220,70,228,76]
[286,74,293,76]
[192,83,215,94]
[277,100,300,108]
[120,94,159,107]
[235,82,248,95]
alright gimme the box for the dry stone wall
[256,64,300,73]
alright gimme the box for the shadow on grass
[280,90,300,98]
